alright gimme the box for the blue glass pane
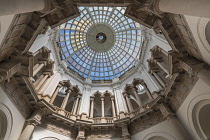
[57,7,143,81]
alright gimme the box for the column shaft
[101,97,105,117]
[61,90,71,110]
[35,74,48,91]
[73,97,79,115]
[153,72,166,87]
[133,89,142,107]
[76,98,81,115]
[156,61,169,75]
[33,75,44,87]
[111,98,116,117]
[142,84,153,100]
[71,99,76,114]
[125,95,133,113]
[33,63,45,77]
[49,84,62,104]
[18,123,35,140]
[90,99,94,118]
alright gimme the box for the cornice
[50,26,150,87]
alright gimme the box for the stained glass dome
[57,7,144,81]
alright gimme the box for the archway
[0,103,12,140]
[0,109,7,139]
[39,137,60,140]
[188,94,210,140]
[148,136,168,140]
[199,104,210,139]
[205,21,210,46]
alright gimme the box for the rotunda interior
[0,0,210,140]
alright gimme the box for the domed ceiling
[57,7,145,81]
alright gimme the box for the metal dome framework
[57,6,145,81]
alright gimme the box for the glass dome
[57,7,144,81]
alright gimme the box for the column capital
[111,95,115,100]
[27,110,43,126]
[75,94,82,99]
[100,96,105,100]
[90,96,95,101]
[66,88,72,94]
[57,83,63,88]
[123,92,129,97]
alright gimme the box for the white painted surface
[0,87,25,140]
[159,0,210,18]
[0,15,15,45]
[176,78,210,140]
[0,0,46,16]
[184,15,210,65]
[131,118,190,140]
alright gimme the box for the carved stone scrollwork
[121,124,130,140]
[0,61,21,82]
[39,0,80,28]
[76,127,85,140]
[158,103,174,119]
[125,0,162,28]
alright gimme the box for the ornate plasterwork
[39,116,78,138]
[125,0,203,61]
[129,110,166,135]
[85,127,122,139]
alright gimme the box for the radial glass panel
[58,7,144,80]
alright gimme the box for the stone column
[33,74,44,87]
[160,48,168,56]
[18,110,43,140]
[121,124,130,140]
[152,71,166,87]
[76,98,81,115]
[0,0,50,16]
[124,93,133,113]
[33,63,45,77]
[71,98,76,114]
[131,87,142,107]
[141,83,153,100]
[158,0,210,18]
[76,127,85,140]
[61,89,71,110]
[155,60,169,75]
[73,95,80,115]
[49,83,62,104]
[113,86,128,114]
[35,74,49,91]
[101,96,105,117]
[90,96,94,118]
[111,96,116,117]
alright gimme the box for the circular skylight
[58,7,144,81]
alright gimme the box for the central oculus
[96,32,106,43]
[87,24,115,52]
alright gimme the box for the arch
[148,136,168,140]
[102,90,112,96]
[72,85,80,93]
[143,132,175,140]
[197,18,210,54]
[92,91,102,96]
[187,93,210,139]
[39,137,60,140]
[0,103,13,140]
[132,78,144,86]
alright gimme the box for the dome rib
[57,6,144,81]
